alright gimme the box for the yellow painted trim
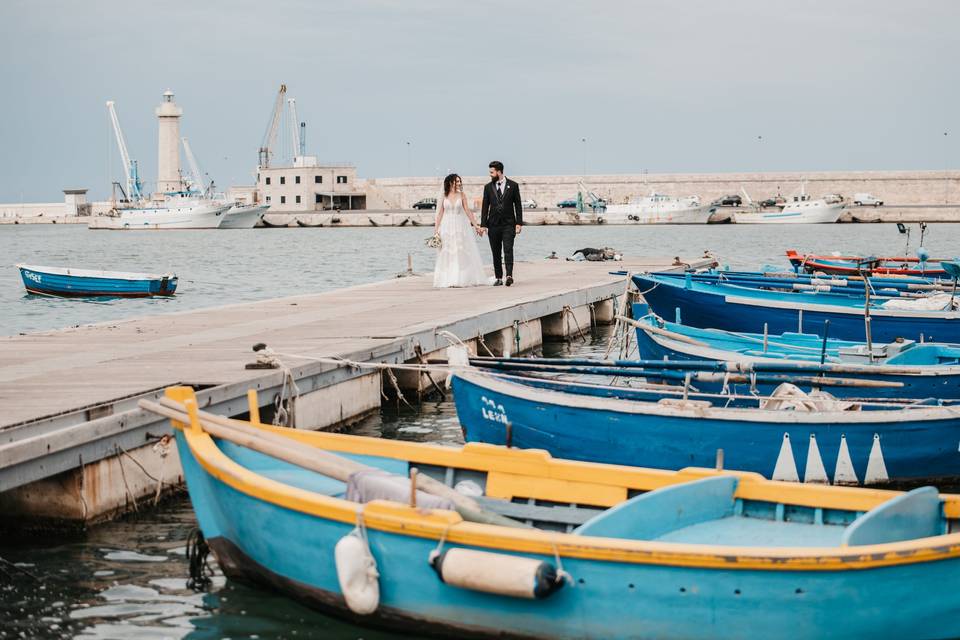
[486,471,627,507]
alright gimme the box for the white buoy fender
[430,548,563,599]
[335,530,380,614]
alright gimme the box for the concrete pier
[0,256,708,530]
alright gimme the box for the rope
[254,346,300,426]
[385,366,414,410]
[562,305,587,342]
[115,444,139,512]
[551,538,573,586]
[185,528,213,591]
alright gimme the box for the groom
[480,160,523,286]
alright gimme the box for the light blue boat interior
[209,436,948,548]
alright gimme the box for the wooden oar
[139,398,528,529]
[615,315,708,346]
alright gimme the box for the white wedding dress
[433,196,487,288]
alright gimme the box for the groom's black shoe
[494,279,503,286]
[505,276,514,287]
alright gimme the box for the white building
[257,160,365,211]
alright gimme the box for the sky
[0,0,957,201]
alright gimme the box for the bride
[433,173,487,288]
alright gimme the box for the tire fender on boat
[429,547,563,599]
[335,529,380,614]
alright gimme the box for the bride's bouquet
[425,234,442,249]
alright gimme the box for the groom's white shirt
[496,177,506,194]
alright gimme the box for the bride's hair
[443,173,461,196]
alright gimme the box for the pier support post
[482,319,542,356]
[292,373,381,429]
[593,298,616,325]
[0,440,183,532]
[542,305,592,340]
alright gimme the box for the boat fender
[429,548,563,600]
[335,528,380,615]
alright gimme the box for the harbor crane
[106,100,143,201]
[258,83,287,168]
[181,137,209,196]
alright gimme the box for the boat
[733,183,844,224]
[602,192,714,224]
[452,369,960,485]
[90,196,231,230]
[627,308,960,400]
[787,249,951,277]
[219,203,269,229]
[144,387,960,639]
[260,215,291,228]
[295,218,324,228]
[17,264,177,297]
[633,271,960,343]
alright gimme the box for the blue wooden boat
[629,307,960,400]
[148,387,960,639]
[633,272,960,343]
[17,264,178,297]
[452,370,960,485]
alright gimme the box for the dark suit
[481,178,523,279]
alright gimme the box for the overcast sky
[1,0,957,201]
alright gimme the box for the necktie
[497,183,503,197]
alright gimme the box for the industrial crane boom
[258,83,287,168]
[106,100,142,200]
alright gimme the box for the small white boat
[603,193,714,224]
[90,196,230,230]
[219,203,269,229]
[734,181,844,224]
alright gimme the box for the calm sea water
[1,222,958,639]
[4,223,960,335]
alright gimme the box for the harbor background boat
[5,222,960,335]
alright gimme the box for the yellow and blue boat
[150,387,960,640]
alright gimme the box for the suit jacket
[481,178,523,227]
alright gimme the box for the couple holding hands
[432,161,523,288]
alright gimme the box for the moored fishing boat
[633,271,960,343]
[219,203,269,229]
[452,369,960,485]
[603,192,714,224]
[628,308,960,399]
[787,249,952,277]
[145,387,960,640]
[733,182,844,224]
[16,264,178,297]
[89,196,231,230]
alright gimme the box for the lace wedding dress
[433,196,487,288]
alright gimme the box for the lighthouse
[155,90,183,195]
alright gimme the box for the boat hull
[602,203,714,224]
[453,372,960,484]
[178,427,960,639]
[734,205,843,224]
[219,204,268,229]
[635,274,960,343]
[89,202,230,229]
[17,265,177,297]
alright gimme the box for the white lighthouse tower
[155,89,183,195]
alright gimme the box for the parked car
[714,194,742,206]
[759,197,785,208]
[412,198,437,210]
[522,199,538,209]
[822,194,844,204]
[557,199,578,209]
[853,193,884,207]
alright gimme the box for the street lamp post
[581,137,587,178]
[945,131,950,205]
[406,141,412,177]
